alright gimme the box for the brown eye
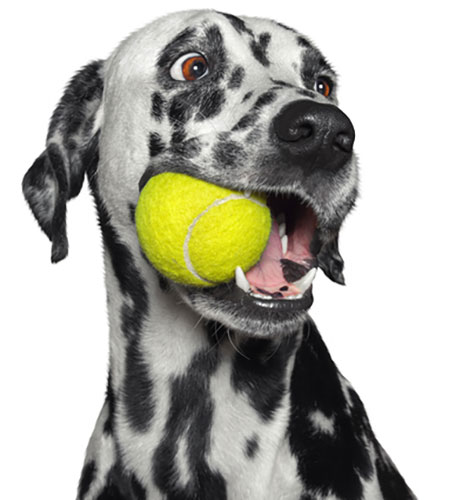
[170,52,209,81]
[315,77,333,97]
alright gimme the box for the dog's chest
[204,353,303,500]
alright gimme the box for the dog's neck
[103,222,303,488]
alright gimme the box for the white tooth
[244,190,251,198]
[281,234,288,254]
[235,266,250,293]
[294,267,317,293]
[279,222,286,238]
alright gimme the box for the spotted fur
[23,9,415,499]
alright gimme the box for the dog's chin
[177,282,313,337]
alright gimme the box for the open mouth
[234,194,318,303]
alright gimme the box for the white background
[1,1,455,499]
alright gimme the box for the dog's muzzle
[273,99,355,172]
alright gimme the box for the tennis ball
[135,173,271,287]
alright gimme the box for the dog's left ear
[22,60,104,263]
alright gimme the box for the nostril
[287,122,313,141]
[333,132,354,153]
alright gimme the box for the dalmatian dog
[22,9,416,500]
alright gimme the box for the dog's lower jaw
[180,282,314,338]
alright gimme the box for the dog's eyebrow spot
[227,66,245,90]
[157,27,197,69]
[250,32,271,67]
[301,47,336,89]
[149,132,166,157]
[195,87,225,121]
[245,435,259,459]
[151,92,165,121]
[213,138,246,168]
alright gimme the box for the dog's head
[23,9,358,337]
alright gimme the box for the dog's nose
[273,100,355,171]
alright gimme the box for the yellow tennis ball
[135,173,272,287]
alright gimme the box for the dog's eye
[315,77,333,97]
[170,52,209,81]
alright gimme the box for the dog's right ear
[22,60,104,263]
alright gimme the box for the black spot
[130,474,147,500]
[196,88,225,121]
[78,461,96,499]
[250,32,271,67]
[148,132,166,157]
[171,128,186,145]
[288,319,374,500]
[271,79,294,88]
[242,90,253,102]
[173,137,201,158]
[228,66,245,89]
[205,320,228,347]
[123,335,155,432]
[231,334,297,421]
[128,203,136,225]
[95,465,133,499]
[151,92,165,121]
[297,35,311,48]
[103,372,114,435]
[213,139,246,167]
[218,11,253,35]
[232,112,258,131]
[205,25,228,82]
[245,436,259,458]
[169,95,191,125]
[297,88,315,99]
[153,347,227,499]
[254,89,277,109]
[158,274,170,293]
[274,21,297,33]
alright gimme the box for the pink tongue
[245,221,301,296]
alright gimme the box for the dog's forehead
[104,9,328,85]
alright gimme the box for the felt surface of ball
[135,173,272,287]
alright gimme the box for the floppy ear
[22,60,104,263]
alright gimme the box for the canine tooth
[279,222,286,238]
[281,234,288,254]
[235,266,250,293]
[294,267,317,293]
[244,190,252,198]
